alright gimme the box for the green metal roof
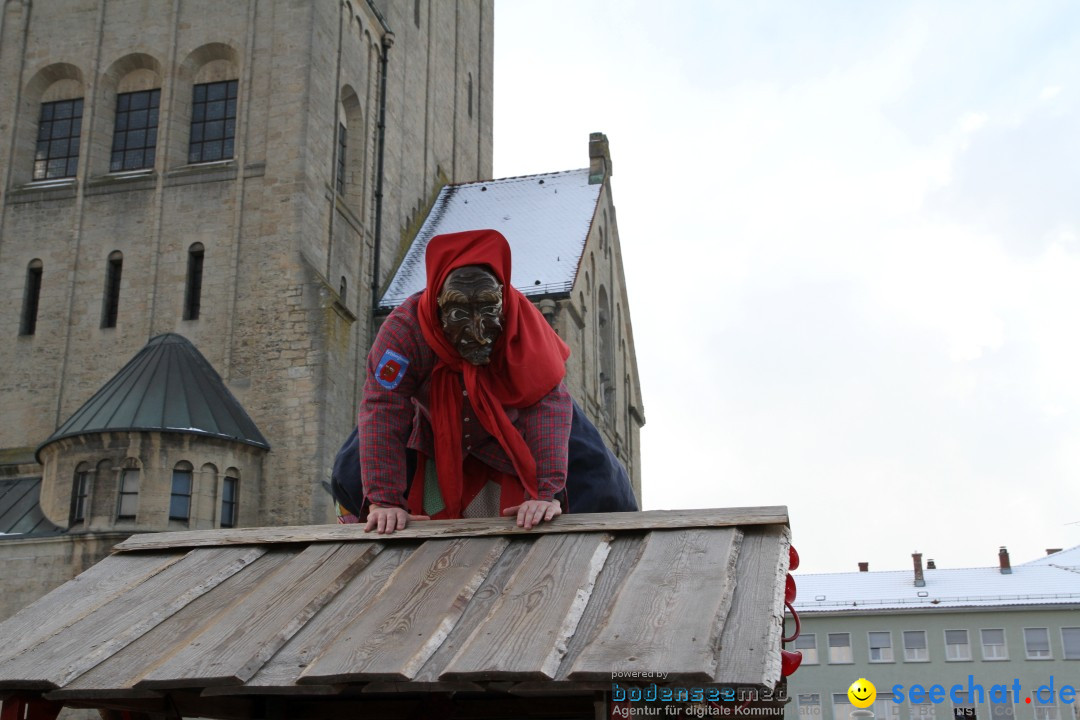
[0,477,64,537]
[37,334,269,461]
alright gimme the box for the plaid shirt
[359,293,571,510]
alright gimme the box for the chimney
[1047,548,1063,556]
[912,552,925,587]
[927,559,936,570]
[588,132,612,184]
[858,562,869,572]
[999,546,1012,574]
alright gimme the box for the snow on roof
[793,548,1080,613]
[379,169,601,310]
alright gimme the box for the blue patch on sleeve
[375,348,410,390]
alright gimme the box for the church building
[0,0,643,621]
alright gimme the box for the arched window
[70,462,90,525]
[221,469,239,528]
[116,460,140,520]
[184,243,204,320]
[102,251,123,328]
[170,461,193,521]
[20,260,43,336]
[34,95,84,180]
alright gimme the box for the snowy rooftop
[792,546,1080,613]
[378,169,601,310]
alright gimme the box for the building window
[467,72,473,119]
[1035,708,1060,720]
[117,467,139,519]
[980,628,1008,660]
[102,251,123,328]
[910,698,936,720]
[170,463,193,521]
[945,629,971,661]
[1025,627,1052,659]
[828,633,852,664]
[793,633,817,665]
[833,693,854,720]
[874,698,902,720]
[414,0,420,27]
[20,260,43,336]
[1063,627,1080,660]
[34,98,83,180]
[903,630,929,662]
[869,631,894,662]
[70,468,90,524]
[189,80,238,164]
[111,89,160,171]
[336,123,347,195]
[951,690,977,720]
[183,243,204,320]
[221,474,238,528]
[797,694,821,719]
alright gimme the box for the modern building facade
[785,547,1080,720]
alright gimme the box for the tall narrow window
[184,243,204,320]
[70,466,90,525]
[189,80,238,163]
[1025,627,1052,659]
[981,628,1007,660]
[102,251,123,328]
[170,462,193,521]
[467,72,473,119]
[20,260,43,336]
[414,0,420,27]
[1063,627,1080,660]
[221,473,238,528]
[116,467,139,519]
[34,98,83,180]
[827,633,852,664]
[903,630,929,661]
[945,629,971,661]
[336,123,347,195]
[111,89,160,171]
[793,633,817,665]
[339,276,347,303]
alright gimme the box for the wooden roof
[0,508,790,720]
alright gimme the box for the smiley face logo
[848,678,877,708]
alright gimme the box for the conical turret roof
[37,334,269,461]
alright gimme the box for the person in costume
[358,228,573,534]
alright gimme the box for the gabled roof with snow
[793,546,1080,613]
[378,169,601,310]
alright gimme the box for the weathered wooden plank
[567,528,742,682]
[712,525,789,686]
[298,537,508,684]
[0,552,185,668]
[554,534,646,679]
[137,542,382,688]
[51,549,301,698]
[112,507,789,551]
[0,546,266,690]
[240,543,415,691]
[440,533,611,681]
[410,538,534,683]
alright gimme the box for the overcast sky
[492,0,1080,574]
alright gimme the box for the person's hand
[364,504,430,534]
[502,499,562,530]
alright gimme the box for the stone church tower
[0,0,492,616]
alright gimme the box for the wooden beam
[112,507,789,552]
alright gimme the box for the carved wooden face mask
[437,266,504,365]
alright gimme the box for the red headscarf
[416,229,570,515]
